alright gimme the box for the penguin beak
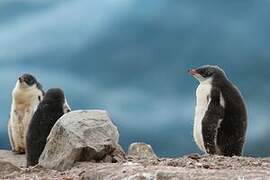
[18,76,28,86]
[19,77,24,83]
[188,69,198,76]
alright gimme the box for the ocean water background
[0,0,270,157]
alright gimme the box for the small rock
[39,110,126,171]
[0,161,21,176]
[79,171,86,177]
[0,150,26,168]
[111,144,126,163]
[81,172,104,180]
[156,171,180,180]
[128,142,158,161]
[195,162,203,167]
[187,154,201,161]
[128,172,155,180]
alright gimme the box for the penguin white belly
[9,103,36,151]
[8,86,42,152]
[194,83,212,152]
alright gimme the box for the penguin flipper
[202,87,225,155]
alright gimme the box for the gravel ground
[2,155,270,180]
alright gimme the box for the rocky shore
[1,151,270,180]
[0,110,269,180]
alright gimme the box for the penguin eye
[197,69,207,76]
[204,70,211,76]
[206,70,214,77]
[200,69,213,77]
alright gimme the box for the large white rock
[39,110,126,171]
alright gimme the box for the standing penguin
[8,74,44,154]
[26,88,71,167]
[188,65,247,157]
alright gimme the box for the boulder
[128,142,158,161]
[39,110,126,171]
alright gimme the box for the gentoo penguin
[26,88,71,167]
[8,74,44,154]
[188,65,247,157]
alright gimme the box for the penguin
[8,74,44,154]
[188,65,247,157]
[26,88,71,167]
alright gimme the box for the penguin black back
[214,78,247,156]
[26,88,71,167]
[205,65,247,156]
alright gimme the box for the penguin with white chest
[8,74,44,154]
[26,88,71,167]
[188,65,247,157]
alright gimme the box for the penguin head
[43,88,71,113]
[18,74,39,88]
[188,65,226,83]
[44,88,65,103]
